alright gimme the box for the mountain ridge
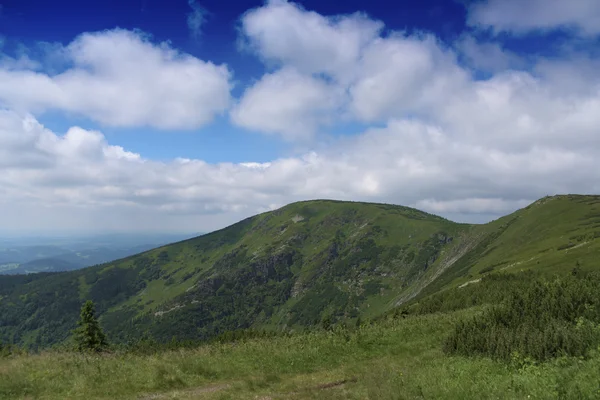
[1,195,598,349]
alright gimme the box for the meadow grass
[1,309,599,399]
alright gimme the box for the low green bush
[443,272,600,361]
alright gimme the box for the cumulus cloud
[0,53,40,71]
[455,35,525,73]
[235,1,468,136]
[231,68,343,140]
[348,33,467,122]
[0,29,232,129]
[237,0,600,139]
[2,91,600,233]
[240,0,382,80]
[467,0,600,36]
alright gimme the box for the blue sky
[0,0,474,163]
[0,0,599,234]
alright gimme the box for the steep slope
[413,194,600,300]
[0,200,467,348]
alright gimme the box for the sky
[0,0,599,235]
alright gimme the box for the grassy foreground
[2,309,599,400]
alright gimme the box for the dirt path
[138,376,358,399]
[458,278,481,288]
[138,383,231,399]
[257,377,359,399]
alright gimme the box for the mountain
[6,258,81,274]
[0,195,598,349]
[0,234,196,275]
[0,245,71,265]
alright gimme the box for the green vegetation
[73,301,109,353]
[443,272,600,361]
[1,195,600,398]
[1,195,600,351]
[0,200,467,349]
[1,295,599,399]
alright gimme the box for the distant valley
[0,234,198,275]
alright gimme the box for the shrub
[443,272,600,362]
[479,265,495,274]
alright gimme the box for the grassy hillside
[416,194,600,299]
[0,200,467,348]
[2,278,599,399]
[1,195,599,349]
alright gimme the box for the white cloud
[0,29,232,129]
[348,33,468,122]
[415,198,532,215]
[188,0,208,38]
[0,54,40,70]
[237,1,469,135]
[467,0,600,36]
[240,0,382,81]
[231,68,343,140]
[437,68,600,154]
[2,86,600,233]
[1,2,600,233]
[455,35,525,73]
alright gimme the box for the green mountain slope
[416,194,600,299]
[1,196,599,349]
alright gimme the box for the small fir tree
[73,300,108,352]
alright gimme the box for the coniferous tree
[73,300,108,352]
